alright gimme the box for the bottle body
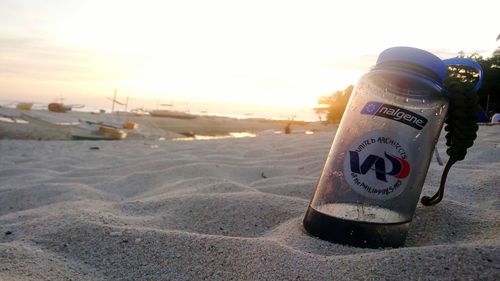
[303,69,448,248]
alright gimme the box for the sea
[0,98,319,122]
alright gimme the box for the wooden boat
[129,108,150,116]
[71,133,115,141]
[71,121,127,140]
[48,103,84,113]
[16,103,33,110]
[0,114,29,124]
[99,125,128,139]
[48,103,71,113]
[149,110,198,119]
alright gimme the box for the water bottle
[303,47,483,248]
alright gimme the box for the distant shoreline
[0,107,331,141]
[0,99,319,122]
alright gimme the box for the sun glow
[41,0,372,109]
[1,0,499,117]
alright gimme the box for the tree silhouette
[314,85,353,123]
[317,35,500,122]
[494,33,500,58]
[438,36,499,116]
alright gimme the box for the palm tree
[493,33,500,57]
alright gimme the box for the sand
[0,125,499,280]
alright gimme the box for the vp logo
[344,132,411,200]
[349,151,410,182]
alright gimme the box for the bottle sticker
[343,130,411,200]
[361,101,428,130]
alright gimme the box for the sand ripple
[1,129,499,280]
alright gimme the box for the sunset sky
[0,0,498,118]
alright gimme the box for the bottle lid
[375,47,446,83]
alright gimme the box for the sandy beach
[0,121,499,280]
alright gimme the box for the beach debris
[261,172,267,179]
[109,231,123,237]
[89,146,100,150]
[284,123,291,134]
[5,231,12,236]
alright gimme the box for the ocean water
[0,98,319,122]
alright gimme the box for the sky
[0,0,498,118]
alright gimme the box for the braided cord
[421,78,478,206]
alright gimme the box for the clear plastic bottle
[303,47,450,248]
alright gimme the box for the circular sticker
[343,130,411,200]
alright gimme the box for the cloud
[323,53,378,71]
[0,35,140,82]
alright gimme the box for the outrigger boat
[149,109,198,120]
[71,120,127,140]
[48,103,85,113]
[16,103,33,110]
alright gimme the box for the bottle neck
[372,61,443,85]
